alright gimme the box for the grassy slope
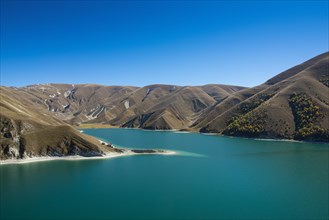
[196,52,329,141]
[9,83,244,130]
[0,87,119,160]
[1,52,328,143]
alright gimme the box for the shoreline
[80,126,329,145]
[0,150,176,165]
[75,123,118,129]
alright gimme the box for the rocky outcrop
[0,116,35,159]
[0,116,106,160]
[0,87,120,160]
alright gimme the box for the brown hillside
[1,52,327,143]
[6,83,244,130]
[196,52,329,141]
[0,87,119,160]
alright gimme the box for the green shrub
[223,93,274,137]
[239,93,274,114]
[223,110,267,137]
[289,93,328,141]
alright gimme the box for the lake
[1,128,328,219]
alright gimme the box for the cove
[1,128,328,219]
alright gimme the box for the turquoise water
[1,128,328,220]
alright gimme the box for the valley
[1,52,328,161]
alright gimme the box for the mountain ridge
[1,52,328,160]
[196,52,329,141]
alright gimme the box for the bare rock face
[0,115,106,160]
[0,116,34,159]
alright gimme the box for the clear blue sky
[1,0,328,87]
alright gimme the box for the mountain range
[1,52,328,160]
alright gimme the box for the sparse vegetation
[223,109,267,137]
[289,93,320,129]
[289,93,329,141]
[239,93,274,114]
[222,93,274,137]
[315,93,329,105]
[319,75,329,87]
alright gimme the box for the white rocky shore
[0,149,176,165]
